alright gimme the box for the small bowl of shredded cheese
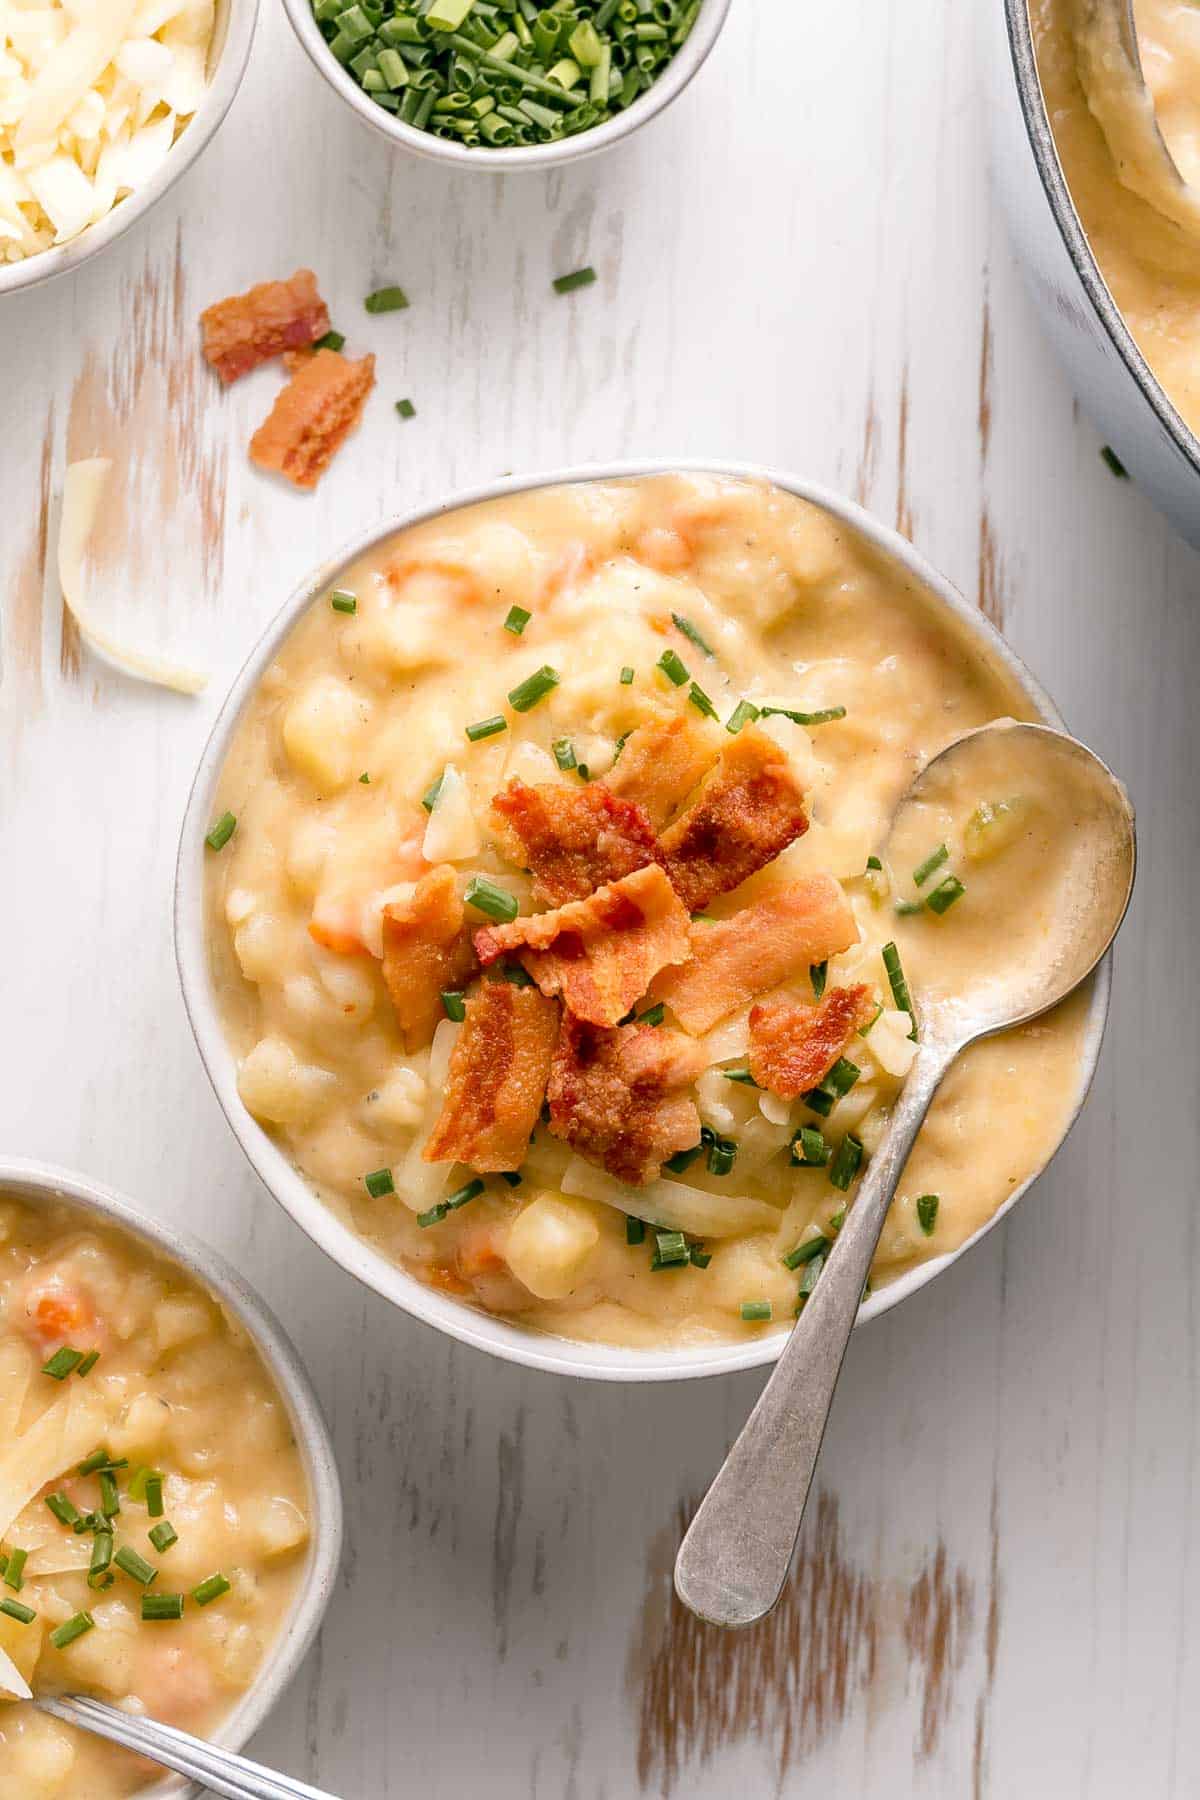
[0,0,258,295]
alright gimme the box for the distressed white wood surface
[2,1,1199,1794]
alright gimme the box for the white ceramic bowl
[989,0,1200,549]
[0,0,259,299]
[175,458,1111,1383]
[281,0,732,170]
[0,1156,342,1799]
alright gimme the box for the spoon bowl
[1076,0,1200,233]
[673,722,1135,1629]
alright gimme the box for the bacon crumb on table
[381,865,477,1053]
[547,1014,709,1186]
[748,985,876,1098]
[423,982,559,1171]
[249,349,375,491]
[659,725,809,912]
[490,778,661,907]
[474,864,691,1029]
[200,270,331,384]
[652,875,859,1034]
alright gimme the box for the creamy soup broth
[206,474,1089,1350]
[0,1195,310,1797]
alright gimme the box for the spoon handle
[674,1042,953,1629]
[35,1694,344,1800]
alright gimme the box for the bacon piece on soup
[423,982,559,1171]
[603,714,719,829]
[249,349,375,491]
[659,725,809,911]
[381,865,478,1052]
[748,985,875,1099]
[490,778,661,906]
[200,270,331,384]
[547,1014,708,1186]
[652,876,858,1034]
[474,865,691,1029]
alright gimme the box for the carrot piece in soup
[249,350,376,491]
[200,270,331,384]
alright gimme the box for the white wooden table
[4,2,1199,1793]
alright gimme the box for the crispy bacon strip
[200,270,330,384]
[423,982,558,1171]
[490,779,660,906]
[474,864,691,1028]
[748,985,875,1098]
[659,726,809,912]
[603,714,719,829]
[652,876,859,1035]
[381,866,477,1052]
[249,349,375,491]
[547,1014,709,1186]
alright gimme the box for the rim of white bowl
[0,0,260,299]
[280,0,733,170]
[175,458,1112,1384]
[0,1156,343,1800]
[1003,0,1200,479]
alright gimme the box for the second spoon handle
[673,1042,953,1630]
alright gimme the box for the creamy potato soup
[0,1194,310,1797]
[1035,0,1200,435]
[206,474,1089,1350]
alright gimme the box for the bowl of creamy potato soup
[992,0,1200,545]
[0,1159,341,1797]
[176,463,1110,1382]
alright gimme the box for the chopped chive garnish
[689,1246,712,1269]
[882,941,917,1040]
[204,811,237,853]
[553,737,578,772]
[688,681,718,719]
[500,1171,522,1187]
[626,1217,646,1246]
[913,843,949,887]
[88,1532,113,1584]
[0,1598,35,1624]
[504,605,531,636]
[664,1142,704,1174]
[791,1125,829,1168]
[46,1493,82,1529]
[417,1202,448,1228]
[829,1134,865,1192]
[465,876,519,922]
[1101,445,1128,478]
[650,1229,690,1270]
[553,266,596,294]
[3,1548,27,1591]
[671,613,714,657]
[465,714,508,741]
[145,1475,165,1520]
[507,664,560,712]
[75,1349,100,1377]
[149,1521,179,1554]
[493,962,534,987]
[656,648,689,687]
[50,1612,94,1648]
[98,1471,120,1518]
[620,666,635,685]
[115,1546,157,1586]
[725,698,759,735]
[446,1178,484,1211]
[127,1467,156,1504]
[395,398,417,419]
[721,1067,759,1086]
[364,285,409,313]
[857,1001,883,1036]
[740,1300,773,1323]
[313,329,345,353]
[706,1134,737,1177]
[421,771,445,812]
[797,1250,826,1308]
[810,961,828,1000]
[77,1448,114,1477]
[142,1593,184,1621]
[192,1573,232,1608]
[637,1002,665,1027]
[866,855,882,871]
[894,899,924,916]
[925,874,966,915]
[916,1193,940,1236]
[364,1167,395,1199]
[759,705,847,727]
[42,1347,83,1380]
[783,1235,830,1270]
[803,1085,834,1118]
[441,990,466,1022]
[576,764,591,782]
[330,589,358,614]
[825,1058,860,1096]
[828,1208,846,1234]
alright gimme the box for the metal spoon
[1075,0,1200,233]
[35,1693,344,1800]
[674,722,1135,1629]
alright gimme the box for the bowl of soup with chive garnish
[0,1160,341,1797]
[177,463,1110,1382]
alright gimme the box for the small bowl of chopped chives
[281,0,733,167]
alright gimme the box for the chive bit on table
[553,266,596,294]
[364,284,409,313]
[314,329,345,353]
[395,398,417,419]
